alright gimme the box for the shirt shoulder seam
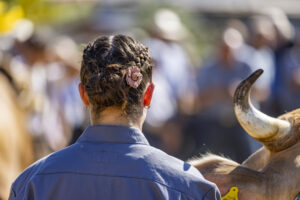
[201,187,215,200]
[36,171,202,198]
[77,141,150,146]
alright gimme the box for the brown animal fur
[0,74,34,199]
[191,110,300,200]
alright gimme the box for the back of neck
[90,107,142,131]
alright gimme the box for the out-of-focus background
[1,0,300,198]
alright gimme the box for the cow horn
[233,69,291,142]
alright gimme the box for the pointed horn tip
[254,68,264,77]
[247,69,264,85]
[235,69,264,90]
[233,69,264,105]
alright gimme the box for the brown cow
[191,69,300,200]
[0,72,34,199]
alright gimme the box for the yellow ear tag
[222,186,239,200]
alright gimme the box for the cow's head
[234,69,300,152]
[191,69,300,199]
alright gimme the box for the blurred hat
[222,27,244,49]
[153,9,187,41]
[48,36,80,71]
[12,19,34,42]
[261,7,295,41]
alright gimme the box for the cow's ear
[79,83,89,106]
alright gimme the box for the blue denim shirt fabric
[9,125,221,200]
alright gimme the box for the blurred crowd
[1,3,300,198]
[143,7,300,162]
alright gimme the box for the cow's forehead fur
[257,108,300,152]
[279,109,300,125]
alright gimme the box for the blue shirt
[9,125,221,200]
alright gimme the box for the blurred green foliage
[14,0,94,25]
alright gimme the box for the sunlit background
[1,0,300,198]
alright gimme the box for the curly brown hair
[80,35,153,119]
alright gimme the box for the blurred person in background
[9,34,220,200]
[7,29,53,157]
[274,30,300,112]
[45,36,88,145]
[241,16,276,105]
[143,9,196,157]
[263,8,296,115]
[9,30,87,157]
[193,27,253,162]
[11,33,71,156]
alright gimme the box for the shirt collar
[77,125,150,145]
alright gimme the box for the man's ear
[143,83,155,107]
[78,83,89,106]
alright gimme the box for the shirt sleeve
[202,186,221,200]
[8,186,16,200]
